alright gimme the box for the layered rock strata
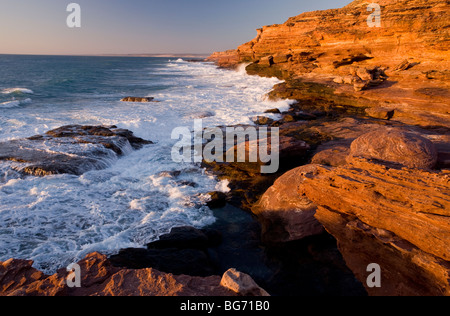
[300,159,450,296]
[208,0,450,127]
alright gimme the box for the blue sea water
[0,55,292,273]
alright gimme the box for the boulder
[353,77,367,92]
[252,165,324,243]
[365,107,395,120]
[220,268,270,296]
[252,116,274,126]
[264,108,281,114]
[347,129,438,169]
[272,53,292,64]
[311,139,352,167]
[394,59,420,71]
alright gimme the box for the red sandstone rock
[252,165,324,243]
[300,159,450,295]
[220,269,270,296]
[209,0,450,127]
[347,129,438,169]
[0,253,269,296]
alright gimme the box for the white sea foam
[0,60,292,273]
[0,98,32,108]
[1,88,34,94]
[0,100,21,108]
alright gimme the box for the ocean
[0,55,292,273]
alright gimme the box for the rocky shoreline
[1,0,449,296]
[205,0,450,296]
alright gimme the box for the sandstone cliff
[207,0,450,296]
[208,0,450,127]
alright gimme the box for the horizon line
[0,53,212,58]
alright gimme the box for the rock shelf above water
[0,125,153,177]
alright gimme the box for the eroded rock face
[300,159,450,296]
[252,165,324,243]
[0,125,153,177]
[347,129,438,169]
[0,252,269,296]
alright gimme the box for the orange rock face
[209,0,450,127]
[300,159,450,296]
[251,165,324,243]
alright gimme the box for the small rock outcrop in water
[0,252,267,296]
[120,97,156,102]
[0,125,153,177]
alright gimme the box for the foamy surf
[0,56,292,274]
[0,98,32,108]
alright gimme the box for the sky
[0,0,352,55]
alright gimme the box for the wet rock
[109,227,223,277]
[120,97,155,102]
[264,108,281,114]
[148,226,222,250]
[0,125,153,177]
[252,116,274,126]
[206,191,228,209]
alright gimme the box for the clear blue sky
[0,0,352,55]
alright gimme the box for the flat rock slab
[0,125,153,177]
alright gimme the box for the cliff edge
[208,0,450,127]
